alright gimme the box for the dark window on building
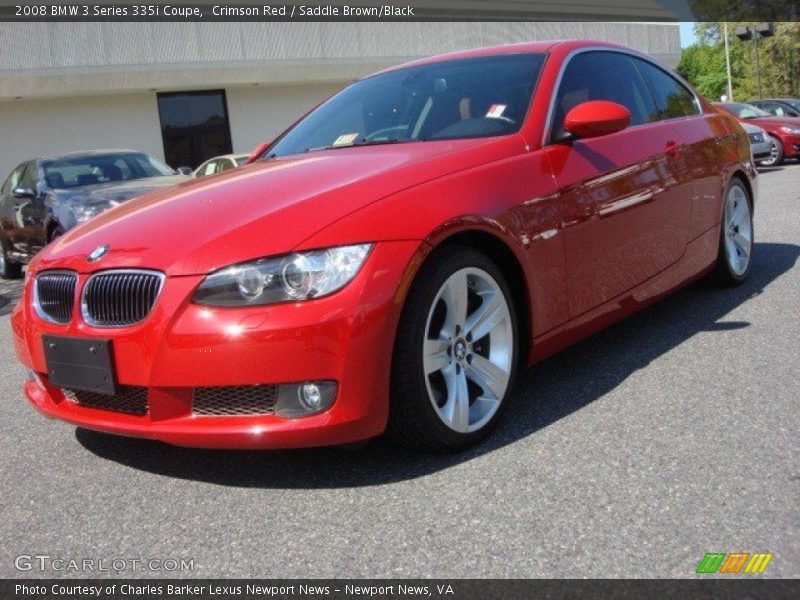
[631,59,699,121]
[157,90,232,169]
[551,51,656,141]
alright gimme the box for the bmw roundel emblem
[87,245,110,263]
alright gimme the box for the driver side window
[551,51,656,141]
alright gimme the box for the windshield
[721,103,771,119]
[42,152,175,189]
[267,53,546,158]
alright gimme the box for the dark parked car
[750,98,800,118]
[0,150,189,278]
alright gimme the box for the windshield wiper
[304,139,410,153]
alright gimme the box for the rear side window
[551,51,656,141]
[632,59,699,121]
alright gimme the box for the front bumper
[12,241,420,448]
[751,141,771,160]
[780,133,800,158]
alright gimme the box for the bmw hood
[33,137,524,276]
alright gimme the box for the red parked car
[714,101,800,166]
[13,41,756,452]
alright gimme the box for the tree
[679,22,800,101]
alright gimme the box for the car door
[0,163,28,248]
[543,50,693,317]
[13,162,48,255]
[630,57,722,241]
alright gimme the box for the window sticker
[332,133,359,147]
[486,104,507,119]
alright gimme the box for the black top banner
[0,0,798,22]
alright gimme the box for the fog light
[300,383,322,409]
[275,381,337,418]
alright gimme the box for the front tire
[709,178,754,286]
[388,246,518,451]
[758,135,784,167]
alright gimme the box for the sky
[679,22,697,48]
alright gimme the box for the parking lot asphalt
[1,164,798,579]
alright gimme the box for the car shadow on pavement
[76,241,800,488]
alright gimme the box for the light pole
[724,22,733,101]
[736,22,775,99]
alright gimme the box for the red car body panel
[12,40,757,448]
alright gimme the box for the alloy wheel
[723,184,753,276]
[760,139,781,167]
[422,267,514,433]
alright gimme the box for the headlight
[71,202,113,224]
[193,244,373,306]
[780,126,800,135]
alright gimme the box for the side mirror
[175,166,193,176]
[12,186,36,199]
[246,142,271,165]
[564,100,632,140]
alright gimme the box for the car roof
[37,149,143,162]
[372,40,634,76]
[204,154,248,161]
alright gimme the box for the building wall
[0,94,163,174]
[226,83,343,156]
[0,83,344,175]
[0,20,681,177]
[0,22,681,100]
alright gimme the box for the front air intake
[193,385,279,416]
[63,387,149,416]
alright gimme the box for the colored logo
[87,245,109,263]
[696,552,773,574]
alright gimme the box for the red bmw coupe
[12,41,756,451]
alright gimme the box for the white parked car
[193,153,248,178]
[741,122,772,164]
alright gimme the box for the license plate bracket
[43,336,117,395]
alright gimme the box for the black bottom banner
[3,579,799,600]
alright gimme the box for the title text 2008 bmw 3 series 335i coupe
[12,41,757,452]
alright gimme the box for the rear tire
[709,178,754,286]
[758,135,784,167]
[387,246,518,452]
[0,237,23,280]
